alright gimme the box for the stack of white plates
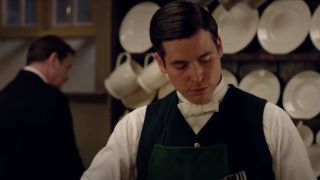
[212,2,259,54]
[239,69,280,104]
[310,4,320,51]
[257,0,311,54]
[282,71,320,120]
[119,2,160,53]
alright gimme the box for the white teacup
[296,122,314,147]
[306,144,320,177]
[158,81,175,99]
[104,52,143,99]
[121,87,156,110]
[137,53,168,93]
[315,130,320,145]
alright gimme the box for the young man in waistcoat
[81,1,315,180]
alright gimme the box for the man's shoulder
[43,85,68,104]
[226,86,267,107]
[0,74,66,103]
[44,84,64,96]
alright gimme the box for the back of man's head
[150,1,218,59]
[26,35,75,65]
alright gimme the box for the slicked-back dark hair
[150,1,218,60]
[26,35,76,65]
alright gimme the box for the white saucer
[222,69,238,87]
[212,2,259,54]
[239,69,280,104]
[283,71,320,120]
[257,0,311,54]
[119,2,160,53]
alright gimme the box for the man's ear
[47,52,59,68]
[217,36,223,58]
[154,52,167,74]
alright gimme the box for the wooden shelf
[223,52,320,62]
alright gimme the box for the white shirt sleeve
[263,102,316,180]
[81,106,147,180]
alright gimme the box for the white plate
[283,71,320,120]
[310,4,320,51]
[222,69,238,87]
[239,69,280,104]
[119,2,160,53]
[257,0,311,54]
[212,2,259,54]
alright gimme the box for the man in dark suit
[0,35,84,180]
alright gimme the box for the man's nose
[190,64,204,83]
[64,76,69,83]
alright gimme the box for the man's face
[156,29,223,104]
[50,55,73,88]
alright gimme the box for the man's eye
[173,62,187,69]
[200,55,211,62]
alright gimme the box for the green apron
[148,144,229,180]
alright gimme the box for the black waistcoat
[136,85,275,180]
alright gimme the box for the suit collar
[23,66,47,83]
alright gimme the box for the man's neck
[24,64,48,83]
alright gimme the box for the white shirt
[81,78,316,180]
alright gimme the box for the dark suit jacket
[0,70,84,180]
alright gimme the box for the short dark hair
[150,1,218,59]
[26,35,76,65]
